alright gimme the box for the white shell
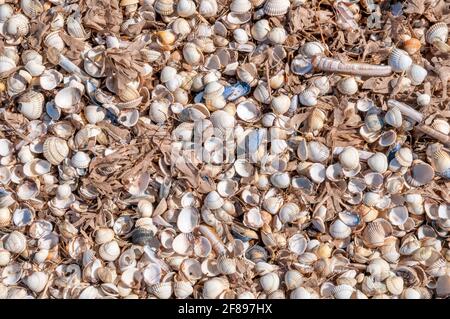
[260,272,280,293]
[339,147,359,170]
[337,77,358,95]
[177,0,196,17]
[233,28,249,44]
[71,151,91,169]
[99,240,121,261]
[263,0,290,16]
[23,272,48,293]
[425,22,449,44]
[4,231,27,254]
[268,27,287,44]
[40,69,63,90]
[177,207,199,233]
[18,90,44,120]
[271,95,291,115]
[204,191,224,210]
[270,172,290,189]
[329,219,351,239]
[202,277,228,299]
[407,64,427,85]
[416,93,431,106]
[384,106,403,128]
[251,19,271,41]
[299,87,320,106]
[367,152,388,173]
[388,48,412,72]
[230,0,252,14]
[284,270,303,290]
[54,87,82,109]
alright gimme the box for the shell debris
[0,0,449,300]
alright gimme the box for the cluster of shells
[0,0,449,299]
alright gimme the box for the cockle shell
[17,90,44,120]
[339,147,359,170]
[395,147,413,167]
[150,282,173,299]
[268,27,287,44]
[425,22,448,45]
[263,0,290,16]
[260,272,280,293]
[284,270,303,290]
[71,151,91,169]
[407,64,427,85]
[23,271,48,293]
[337,77,358,95]
[177,0,196,17]
[0,56,16,78]
[251,19,270,41]
[4,231,27,254]
[431,119,450,135]
[301,41,325,58]
[230,0,252,13]
[389,48,412,72]
[155,0,175,15]
[5,14,29,37]
[40,69,63,90]
[177,207,199,233]
[43,137,69,165]
[0,4,13,23]
[44,31,65,51]
[299,87,320,106]
[54,87,82,109]
[204,191,224,209]
[308,141,330,162]
[367,153,388,173]
[199,0,218,17]
[384,106,403,128]
[99,240,121,261]
[329,219,351,239]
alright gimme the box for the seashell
[339,147,359,170]
[0,4,13,23]
[425,22,449,45]
[290,287,313,299]
[308,108,326,132]
[337,77,358,95]
[251,19,271,41]
[217,179,238,197]
[232,28,248,44]
[24,60,45,77]
[230,0,252,13]
[5,14,29,37]
[253,82,271,104]
[271,95,291,115]
[270,172,290,189]
[268,27,287,44]
[0,139,13,157]
[288,234,307,255]
[386,276,404,295]
[298,87,320,106]
[39,69,63,90]
[388,206,409,226]
[301,41,325,58]
[406,162,434,187]
[389,48,412,73]
[427,144,450,174]
[204,191,224,210]
[95,228,115,245]
[43,137,69,165]
[177,0,196,17]
[0,56,16,78]
[199,0,218,17]
[236,100,261,122]
[71,151,91,169]
[308,141,330,163]
[155,0,175,15]
[264,0,290,16]
[363,221,385,246]
[311,76,330,95]
[23,272,48,293]
[291,55,313,75]
[150,282,173,299]
[0,207,11,227]
[436,275,450,297]
[333,284,354,299]
[54,87,82,110]
[17,90,44,120]
[183,43,203,66]
[177,207,199,233]
[366,152,387,174]
[403,38,421,55]
[99,241,121,261]
[174,281,194,299]
[217,256,237,275]
[407,64,427,85]
[395,147,413,167]
[4,231,27,254]
[149,100,170,124]
[415,93,431,107]
[431,118,450,135]
[284,270,303,290]
[260,272,280,293]
[67,14,88,39]
[44,31,65,51]
[202,277,228,299]
[0,249,11,266]
[329,219,351,239]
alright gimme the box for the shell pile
[0,0,450,300]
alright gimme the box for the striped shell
[20,0,43,19]
[263,0,290,16]
[155,0,175,16]
[388,48,412,72]
[425,22,448,44]
[43,136,70,165]
[17,90,44,120]
[5,14,29,37]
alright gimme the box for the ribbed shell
[20,0,43,19]
[425,22,449,44]
[263,0,290,16]
[5,14,29,37]
[155,0,175,16]
[43,136,69,165]
[17,90,44,120]
[388,48,412,72]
